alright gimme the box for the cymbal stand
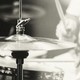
[11,0,30,80]
[16,0,30,35]
[11,51,29,80]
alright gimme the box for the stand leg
[17,59,23,80]
[11,51,29,80]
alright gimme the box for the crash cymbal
[0,34,76,51]
[0,4,45,19]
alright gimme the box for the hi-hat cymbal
[0,34,76,68]
[0,34,76,51]
[0,4,45,19]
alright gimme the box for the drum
[0,63,64,80]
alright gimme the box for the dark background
[0,0,69,38]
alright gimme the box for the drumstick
[55,0,65,25]
[55,0,80,67]
[55,0,74,37]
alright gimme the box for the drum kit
[0,0,77,80]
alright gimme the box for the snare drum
[0,62,64,80]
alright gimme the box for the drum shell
[0,65,64,80]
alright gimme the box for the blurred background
[0,0,70,38]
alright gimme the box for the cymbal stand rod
[16,0,30,35]
[19,0,22,20]
[17,59,23,80]
[15,0,22,35]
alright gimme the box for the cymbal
[0,5,45,19]
[0,34,76,51]
[0,34,76,69]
